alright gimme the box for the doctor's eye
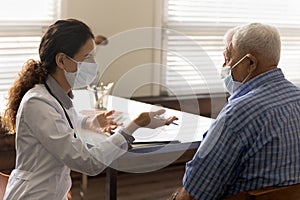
[84,54,96,63]
[85,54,93,59]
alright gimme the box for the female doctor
[1,19,177,199]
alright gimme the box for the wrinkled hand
[126,109,178,133]
[87,110,122,133]
[167,187,195,200]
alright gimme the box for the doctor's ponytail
[2,59,47,133]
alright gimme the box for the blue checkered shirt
[183,68,300,199]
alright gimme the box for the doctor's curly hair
[1,60,46,133]
[2,19,94,133]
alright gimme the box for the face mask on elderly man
[220,54,251,94]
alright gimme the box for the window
[163,0,300,95]
[0,0,61,111]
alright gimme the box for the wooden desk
[73,91,214,200]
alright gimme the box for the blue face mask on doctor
[220,54,250,94]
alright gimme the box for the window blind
[163,0,300,95]
[0,0,61,94]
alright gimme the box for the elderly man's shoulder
[226,84,300,118]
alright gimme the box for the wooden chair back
[0,172,9,200]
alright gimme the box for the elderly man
[169,23,300,200]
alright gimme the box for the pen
[171,121,179,126]
[171,122,178,126]
[154,115,179,126]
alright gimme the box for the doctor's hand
[125,109,178,134]
[85,110,122,133]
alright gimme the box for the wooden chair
[0,172,9,200]
[0,172,72,200]
[224,183,300,200]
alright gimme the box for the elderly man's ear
[168,187,195,200]
[246,53,257,72]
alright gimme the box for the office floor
[71,164,185,200]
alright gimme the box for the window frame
[0,0,62,112]
[161,0,300,96]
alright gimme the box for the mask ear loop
[241,54,256,84]
[65,54,79,64]
[231,54,249,70]
[229,54,249,82]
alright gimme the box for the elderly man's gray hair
[231,23,281,65]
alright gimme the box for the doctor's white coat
[4,78,128,200]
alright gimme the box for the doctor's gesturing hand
[124,109,178,135]
[85,109,178,135]
[85,110,121,133]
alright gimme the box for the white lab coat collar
[45,75,73,109]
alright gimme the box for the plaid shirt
[183,68,300,199]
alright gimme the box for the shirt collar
[45,75,73,109]
[229,68,284,101]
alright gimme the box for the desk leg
[80,174,88,199]
[106,167,117,200]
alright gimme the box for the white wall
[65,0,161,97]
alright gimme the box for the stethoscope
[44,83,77,138]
